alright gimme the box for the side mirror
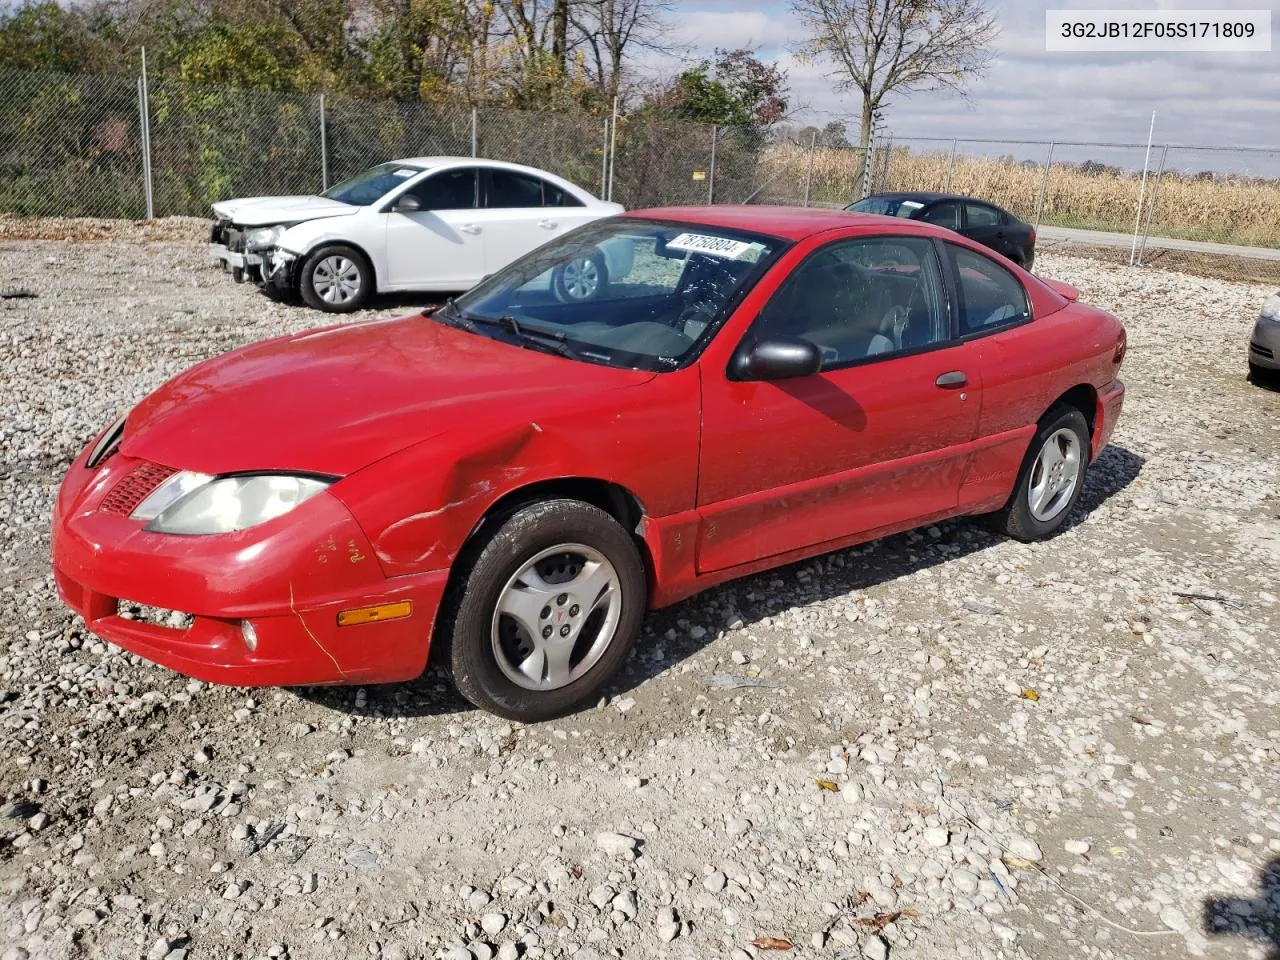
[731,336,823,381]
[393,194,423,213]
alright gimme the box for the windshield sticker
[666,233,758,260]
[391,168,417,178]
[897,200,924,215]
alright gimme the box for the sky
[641,0,1280,174]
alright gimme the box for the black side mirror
[731,336,823,381]
[393,194,423,213]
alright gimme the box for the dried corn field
[758,142,1280,250]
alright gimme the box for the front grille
[100,462,176,517]
[1251,342,1274,360]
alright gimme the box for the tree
[0,1,110,72]
[790,0,998,149]
[666,48,788,130]
[571,0,672,105]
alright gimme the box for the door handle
[935,370,968,388]
[460,224,481,235]
[538,219,558,229]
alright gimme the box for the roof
[388,156,609,202]
[624,204,948,241]
[863,191,1011,209]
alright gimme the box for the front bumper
[1093,378,1125,460]
[1249,315,1280,372]
[52,443,447,686]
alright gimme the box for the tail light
[1029,227,1037,244]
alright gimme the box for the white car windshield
[322,163,425,206]
[439,218,785,372]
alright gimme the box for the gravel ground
[2,222,1280,960]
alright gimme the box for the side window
[751,236,949,368]
[950,244,1031,335]
[964,203,1002,227]
[543,182,585,207]
[487,170,553,208]
[920,201,961,230]
[404,168,477,210]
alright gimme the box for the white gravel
[2,222,1280,960]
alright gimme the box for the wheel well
[429,478,653,666]
[1048,384,1097,435]
[300,240,378,292]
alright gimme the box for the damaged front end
[208,221,289,284]
[260,246,299,297]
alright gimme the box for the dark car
[846,193,1036,271]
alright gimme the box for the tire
[552,253,608,302]
[299,244,373,313]
[440,499,646,722]
[991,405,1090,542]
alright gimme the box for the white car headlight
[132,471,331,535]
[244,225,285,251]
[1261,292,1280,321]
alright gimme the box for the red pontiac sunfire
[53,206,1126,721]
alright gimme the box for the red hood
[121,315,654,475]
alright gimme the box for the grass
[758,143,1280,251]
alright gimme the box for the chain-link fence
[3,64,1280,278]
[0,65,882,220]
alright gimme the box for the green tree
[668,48,788,130]
[0,1,109,72]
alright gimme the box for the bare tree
[791,0,998,148]
[570,0,671,104]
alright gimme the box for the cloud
[648,0,1278,154]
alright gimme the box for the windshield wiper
[462,313,582,356]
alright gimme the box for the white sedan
[209,157,625,312]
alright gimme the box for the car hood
[121,317,655,476]
[211,195,361,227]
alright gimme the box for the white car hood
[211,195,362,227]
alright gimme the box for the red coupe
[52,206,1126,721]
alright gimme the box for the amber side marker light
[336,601,413,627]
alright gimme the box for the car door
[941,241,1048,512]
[962,202,1018,261]
[383,166,483,290]
[696,234,984,574]
[476,168,576,275]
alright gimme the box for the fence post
[319,94,328,191]
[600,117,609,197]
[1033,140,1055,229]
[471,108,478,158]
[876,136,893,192]
[1136,144,1169,266]
[607,96,619,202]
[138,48,154,220]
[803,130,817,206]
[1130,110,1156,266]
[707,124,717,204]
[945,137,957,192]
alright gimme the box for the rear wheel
[991,405,1090,542]
[441,499,646,722]
[300,244,373,313]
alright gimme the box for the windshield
[321,162,425,206]
[847,197,925,218]
[441,218,786,372]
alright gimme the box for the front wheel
[442,499,646,722]
[299,244,373,313]
[991,406,1090,542]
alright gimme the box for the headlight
[1262,292,1280,321]
[244,225,285,251]
[132,471,331,535]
